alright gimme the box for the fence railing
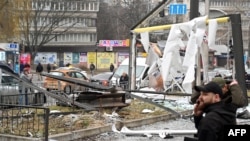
[0,104,49,141]
[0,92,46,106]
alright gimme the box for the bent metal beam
[132,17,229,33]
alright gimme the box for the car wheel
[64,86,71,94]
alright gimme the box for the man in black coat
[89,62,95,76]
[192,82,237,141]
[36,62,43,80]
[47,63,51,73]
[110,63,114,72]
[119,72,129,89]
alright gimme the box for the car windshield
[74,72,88,80]
[114,65,145,78]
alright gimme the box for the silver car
[0,73,19,104]
[55,67,88,78]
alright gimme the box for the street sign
[169,3,187,15]
[8,43,19,51]
[9,43,17,48]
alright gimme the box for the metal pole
[44,108,49,141]
[230,14,248,106]
[189,0,199,20]
[205,0,210,17]
[129,33,137,90]
[190,0,200,85]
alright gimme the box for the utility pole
[183,0,190,22]
[189,0,200,85]
[205,0,210,17]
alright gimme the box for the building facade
[21,0,101,69]
[14,0,250,70]
[209,0,250,67]
[35,0,99,51]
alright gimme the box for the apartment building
[209,0,250,49]
[208,0,250,67]
[17,0,100,68]
[34,0,99,52]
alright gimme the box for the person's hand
[193,100,205,116]
[229,79,238,86]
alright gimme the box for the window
[81,3,85,11]
[94,2,99,11]
[32,1,37,10]
[75,72,87,80]
[86,2,89,11]
[90,2,94,11]
[76,2,81,11]
[59,2,65,11]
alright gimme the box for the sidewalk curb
[48,110,193,140]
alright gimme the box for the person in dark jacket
[47,63,51,73]
[110,63,115,72]
[36,62,43,80]
[89,62,95,76]
[192,81,237,141]
[119,72,129,89]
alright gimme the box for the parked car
[43,69,89,94]
[89,72,113,86]
[0,73,19,95]
[213,67,232,79]
[0,73,18,105]
[55,67,88,78]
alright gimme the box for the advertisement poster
[118,52,129,66]
[96,52,115,69]
[87,52,96,67]
[34,52,57,64]
[20,53,31,65]
[64,52,72,64]
[72,53,79,64]
[79,52,87,63]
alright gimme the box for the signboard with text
[99,39,129,47]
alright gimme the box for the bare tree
[16,0,78,63]
[0,0,19,42]
[97,2,114,40]
[97,0,173,41]
[97,0,150,40]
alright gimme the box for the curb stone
[48,110,193,141]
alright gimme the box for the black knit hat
[194,81,223,97]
